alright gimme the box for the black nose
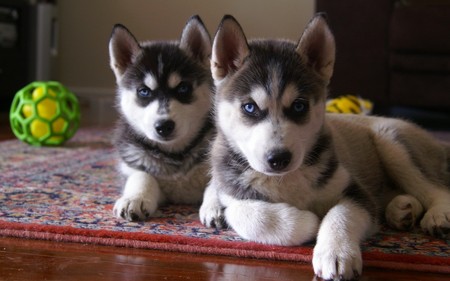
[267,150,292,171]
[154,119,175,138]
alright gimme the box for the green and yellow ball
[9,81,80,146]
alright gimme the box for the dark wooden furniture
[316,0,450,113]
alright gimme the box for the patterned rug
[0,128,449,274]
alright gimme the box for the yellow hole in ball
[52,117,66,133]
[30,119,49,138]
[49,136,64,142]
[22,104,33,118]
[37,98,58,120]
[32,87,57,100]
[28,87,60,121]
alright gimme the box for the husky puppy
[200,14,450,280]
[109,15,213,221]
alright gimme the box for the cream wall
[58,0,314,90]
[57,0,314,124]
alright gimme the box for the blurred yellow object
[22,87,59,120]
[22,104,33,118]
[32,87,57,100]
[30,119,49,138]
[37,98,58,120]
[34,87,59,120]
[326,95,373,115]
[52,117,66,133]
[24,87,62,139]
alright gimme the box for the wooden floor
[0,113,449,281]
[1,237,448,281]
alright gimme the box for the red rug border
[1,220,449,274]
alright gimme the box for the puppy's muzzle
[267,149,292,172]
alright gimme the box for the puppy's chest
[158,162,210,204]
[242,162,351,215]
[121,140,207,178]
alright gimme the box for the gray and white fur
[200,14,450,281]
[109,15,214,221]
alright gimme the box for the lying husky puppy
[109,15,213,221]
[200,14,450,280]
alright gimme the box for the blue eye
[137,87,151,98]
[176,82,192,95]
[243,103,257,114]
[292,99,307,113]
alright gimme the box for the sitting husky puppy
[109,16,213,221]
[200,14,450,280]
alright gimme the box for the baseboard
[69,87,118,127]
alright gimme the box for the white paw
[385,194,423,230]
[420,204,450,238]
[199,200,226,229]
[113,195,158,221]
[313,240,362,281]
[225,200,319,246]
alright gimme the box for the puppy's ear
[109,24,141,82]
[296,14,335,83]
[211,15,249,82]
[180,15,211,66]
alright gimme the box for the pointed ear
[296,14,335,83]
[179,15,212,65]
[211,15,250,82]
[109,24,141,82]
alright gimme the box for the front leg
[313,198,375,281]
[222,194,320,246]
[113,169,162,221]
[199,179,227,229]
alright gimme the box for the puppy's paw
[113,195,158,221]
[420,204,450,238]
[199,200,226,229]
[313,241,362,281]
[385,194,423,230]
[225,201,319,246]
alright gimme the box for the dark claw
[434,226,449,239]
[403,212,412,221]
[130,212,140,221]
[401,214,413,230]
[207,214,228,230]
[215,215,228,230]
[210,219,217,229]
[210,216,225,229]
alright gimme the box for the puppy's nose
[155,119,175,138]
[267,150,292,171]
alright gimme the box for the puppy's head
[109,15,212,152]
[211,14,335,175]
